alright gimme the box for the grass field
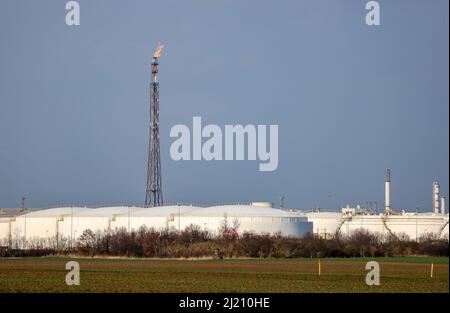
[0,257,448,292]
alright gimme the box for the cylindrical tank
[251,202,273,208]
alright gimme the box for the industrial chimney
[384,169,391,214]
[433,181,440,214]
[441,195,446,214]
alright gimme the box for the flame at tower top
[151,42,164,82]
[153,42,164,58]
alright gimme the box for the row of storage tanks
[0,203,312,248]
[0,202,448,248]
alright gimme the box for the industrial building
[297,172,449,240]
[1,181,448,248]
[298,209,449,240]
[0,174,448,247]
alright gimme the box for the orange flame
[153,42,164,58]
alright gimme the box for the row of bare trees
[1,225,447,258]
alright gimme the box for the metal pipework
[151,57,159,82]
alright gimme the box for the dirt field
[0,257,448,292]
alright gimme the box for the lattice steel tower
[145,43,164,207]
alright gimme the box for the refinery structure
[0,43,448,247]
[297,172,449,241]
[0,173,447,247]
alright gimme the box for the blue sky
[0,0,448,211]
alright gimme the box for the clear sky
[0,0,448,211]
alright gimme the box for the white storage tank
[0,204,313,247]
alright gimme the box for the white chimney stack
[441,196,446,214]
[385,169,391,214]
[433,181,440,214]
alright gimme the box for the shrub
[3,225,448,258]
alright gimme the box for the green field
[0,257,448,292]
